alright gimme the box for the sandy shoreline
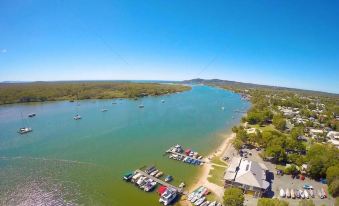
[179,131,236,205]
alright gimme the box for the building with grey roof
[224,157,270,197]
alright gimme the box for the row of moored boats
[279,187,327,199]
[123,166,178,206]
[187,186,223,206]
[167,144,204,166]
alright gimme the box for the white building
[224,157,270,197]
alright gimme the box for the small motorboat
[73,114,82,120]
[318,190,324,199]
[179,182,185,188]
[303,184,313,190]
[201,201,210,206]
[309,189,314,198]
[300,190,305,199]
[136,176,146,186]
[145,165,156,174]
[208,201,217,206]
[122,172,134,181]
[101,109,108,112]
[286,189,290,198]
[164,175,173,182]
[161,100,165,103]
[221,107,224,110]
[295,189,300,198]
[304,190,309,199]
[157,185,167,195]
[28,113,36,117]
[279,188,286,198]
[150,170,159,176]
[145,181,157,192]
[112,102,117,104]
[195,197,206,206]
[138,104,144,108]
[187,192,196,201]
[159,188,177,206]
[321,188,327,198]
[138,177,148,188]
[155,171,163,178]
[291,189,295,199]
[18,127,32,134]
[190,195,199,203]
[131,173,142,183]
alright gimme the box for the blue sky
[0,0,338,93]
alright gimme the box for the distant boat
[18,112,32,134]
[73,114,82,120]
[139,104,144,108]
[221,107,224,110]
[18,127,32,134]
[161,100,165,103]
[28,113,36,118]
[112,102,117,105]
[101,109,108,112]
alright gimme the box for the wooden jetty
[135,169,187,195]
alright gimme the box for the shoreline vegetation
[0,81,191,105]
[184,78,339,205]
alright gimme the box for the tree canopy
[223,187,244,206]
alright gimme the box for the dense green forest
[0,82,190,105]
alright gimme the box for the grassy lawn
[207,165,225,187]
[206,192,219,202]
[210,156,227,166]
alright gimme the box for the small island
[0,81,191,105]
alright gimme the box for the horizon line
[1,78,338,95]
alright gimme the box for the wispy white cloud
[1,49,7,53]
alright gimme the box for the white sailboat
[18,112,32,134]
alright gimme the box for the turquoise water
[0,86,249,205]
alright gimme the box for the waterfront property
[224,157,270,197]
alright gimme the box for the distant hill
[183,78,339,97]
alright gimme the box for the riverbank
[0,85,250,205]
[179,131,236,206]
[0,81,191,105]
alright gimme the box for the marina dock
[134,169,187,195]
[166,150,206,163]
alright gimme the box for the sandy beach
[179,132,236,206]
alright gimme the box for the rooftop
[224,157,270,190]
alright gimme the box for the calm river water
[0,85,249,205]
